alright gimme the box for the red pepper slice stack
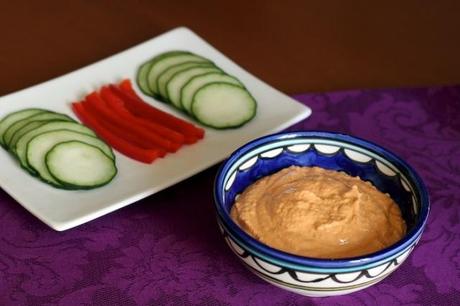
[71,79,205,163]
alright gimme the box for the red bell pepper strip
[119,79,137,96]
[99,86,186,144]
[71,102,164,163]
[116,80,202,143]
[82,97,167,155]
[138,118,197,144]
[118,80,205,139]
[110,82,205,139]
[116,81,199,144]
[84,92,181,153]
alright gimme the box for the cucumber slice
[27,130,114,186]
[181,72,243,114]
[137,62,155,96]
[157,62,215,100]
[191,83,257,129]
[16,121,97,172]
[4,112,73,148]
[166,66,222,109]
[9,121,49,151]
[46,141,117,189]
[137,51,190,96]
[147,53,210,96]
[0,108,45,147]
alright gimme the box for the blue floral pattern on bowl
[214,131,429,297]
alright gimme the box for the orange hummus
[230,166,406,258]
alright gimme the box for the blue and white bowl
[214,131,430,297]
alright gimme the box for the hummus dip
[230,166,406,258]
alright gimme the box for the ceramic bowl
[214,131,429,297]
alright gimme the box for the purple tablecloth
[1,86,459,305]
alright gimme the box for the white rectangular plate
[0,27,311,231]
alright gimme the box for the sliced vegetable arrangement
[71,79,205,164]
[0,109,116,189]
[137,50,257,129]
[0,51,251,190]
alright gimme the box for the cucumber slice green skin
[137,62,155,96]
[146,53,210,97]
[191,82,257,129]
[156,62,215,101]
[3,112,49,148]
[4,112,73,149]
[45,141,117,189]
[26,129,115,188]
[137,51,191,97]
[180,72,243,114]
[0,108,46,147]
[166,66,222,110]
[9,121,49,152]
[16,122,97,175]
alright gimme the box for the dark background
[1,1,459,96]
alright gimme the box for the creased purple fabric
[0,86,459,305]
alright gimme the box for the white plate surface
[0,27,311,231]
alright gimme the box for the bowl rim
[214,130,430,269]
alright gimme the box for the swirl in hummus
[230,166,406,259]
